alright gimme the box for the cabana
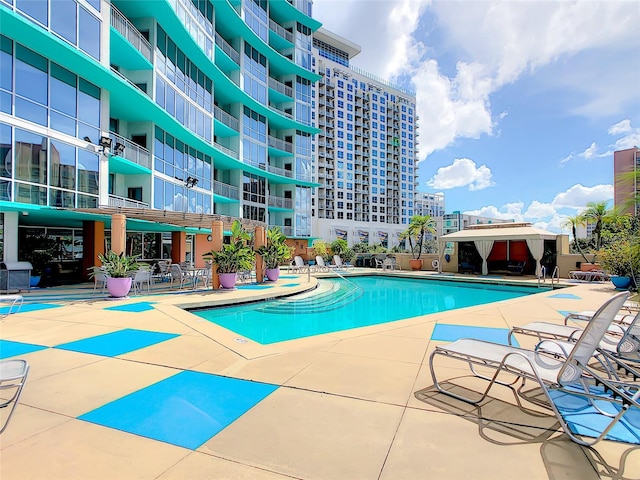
[438,223,558,276]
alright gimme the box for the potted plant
[598,239,639,290]
[203,220,254,289]
[403,215,437,270]
[95,250,140,297]
[18,234,56,287]
[257,227,293,281]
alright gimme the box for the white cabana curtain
[474,240,494,276]
[526,238,545,277]
[437,238,447,273]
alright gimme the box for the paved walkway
[1,271,638,479]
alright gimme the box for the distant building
[614,147,640,216]
[442,211,514,235]
[311,28,419,248]
[414,192,445,217]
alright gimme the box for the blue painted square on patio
[431,324,517,346]
[104,302,156,313]
[79,371,278,449]
[0,339,47,359]
[0,303,60,316]
[55,329,179,357]
[548,293,582,300]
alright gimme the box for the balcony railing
[213,142,239,159]
[108,194,149,209]
[213,106,239,131]
[108,131,152,170]
[268,135,293,153]
[271,224,293,236]
[110,6,153,64]
[213,180,239,200]
[268,77,293,98]
[269,19,294,43]
[268,104,293,120]
[268,195,293,209]
[167,0,214,61]
[215,33,240,65]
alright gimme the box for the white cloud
[463,204,522,222]
[551,184,613,209]
[579,142,599,159]
[524,201,557,220]
[426,158,494,191]
[609,119,632,135]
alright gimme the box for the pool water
[190,276,544,344]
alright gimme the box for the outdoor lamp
[99,136,113,153]
[114,142,126,156]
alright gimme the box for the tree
[563,214,590,263]
[580,201,612,251]
[404,215,437,260]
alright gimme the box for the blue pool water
[191,276,544,344]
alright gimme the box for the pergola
[438,223,558,276]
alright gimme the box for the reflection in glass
[15,129,46,184]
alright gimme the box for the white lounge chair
[291,256,307,273]
[0,359,29,434]
[429,291,637,446]
[315,256,336,272]
[333,255,354,271]
[0,294,24,318]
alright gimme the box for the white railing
[268,195,293,209]
[268,77,293,98]
[110,6,153,63]
[213,105,239,131]
[213,142,239,159]
[268,19,294,43]
[213,180,239,200]
[268,104,293,120]
[268,135,293,153]
[108,194,149,209]
[108,131,151,170]
[215,33,240,64]
[167,0,214,61]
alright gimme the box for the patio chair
[374,257,384,269]
[291,256,306,273]
[132,268,153,294]
[0,294,24,318]
[333,255,354,271]
[315,256,336,272]
[509,307,640,365]
[90,266,108,292]
[169,264,191,289]
[429,291,636,446]
[0,359,29,434]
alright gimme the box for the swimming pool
[190,276,546,344]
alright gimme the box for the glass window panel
[50,111,76,136]
[49,139,76,189]
[16,0,48,25]
[0,179,10,201]
[77,193,98,207]
[49,188,75,207]
[85,0,100,11]
[78,123,98,146]
[154,176,164,209]
[164,180,173,209]
[15,181,47,205]
[0,49,12,91]
[79,7,100,60]
[51,0,77,44]
[0,123,11,178]
[78,86,100,126]
[50,68,77,115]
[15,129,46,184]
[0,91,11,115]
[15,58,47,105]
[77,149,99,194]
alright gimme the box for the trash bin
[0,261,33,292]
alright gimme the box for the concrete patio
[1,271,638,479]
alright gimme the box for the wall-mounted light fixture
[99,136,113,154]
[185,176,198,188]
[114,142,126,156]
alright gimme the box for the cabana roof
[440,223,557,242]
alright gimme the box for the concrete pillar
[210,220,224,289]
[2,211,19,262]
[111,214,126,255]
[171,231,186,264]
[82,221,105,280]
[254,226,265,283]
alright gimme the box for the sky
[312,0,640,233]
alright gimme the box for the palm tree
[580,201,611,250]
[563,214,590,263]
[405,215,437,260]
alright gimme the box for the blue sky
[313,0,640,232]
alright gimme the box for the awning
[440,224,557,242]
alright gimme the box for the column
[210,220,223,289]
[111,214,126,255]
[82,221,105,280]
[254,226,265,283]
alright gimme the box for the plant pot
[219,272,238,289]
[611,276,632,290]
[409,259,423,271]
[106,277,132,298]
[30,275,41,287]
[265,267,280,281]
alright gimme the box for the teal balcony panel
[109,155,152,176]
[110,29,152,71]
[213,119,239,138]
[268,19,294,52]
[269,0,322,32]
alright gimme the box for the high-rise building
[414,192,445,218]
[0,0,321,273]
[311,28,419,249]
[613,147,640,216]
[442,211,514,235]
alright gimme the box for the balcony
[167,0,214,61]
[268,195,293,209]
[268,135,293,154]
[108,131,151,170]
[108,194,149,209]
[215,34,240,64]
[213,180,239,200]
[268,77,293,98]
[270,225,293,236]
[213,142,239,159]
[269,19,294,43]
[268,104,294,120]
[214,106,239,131]
[110,5,152,64]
